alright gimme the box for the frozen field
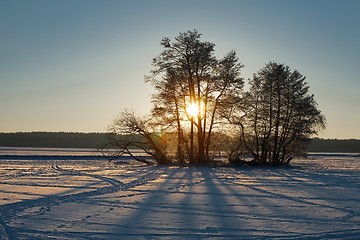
[0,148,359,239]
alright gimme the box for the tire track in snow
[0,164,163,240]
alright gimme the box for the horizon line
[0,131,359,141]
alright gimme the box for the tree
[147,30,243,163]
[106,109,171,165]
[235,62,326,165]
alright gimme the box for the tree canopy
[232,62,326,165]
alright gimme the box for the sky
[1,0,359,139]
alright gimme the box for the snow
[0,148,359,239]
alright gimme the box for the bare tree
[236,62,326,165]
[147,30,243,163]
[105,110,172,165]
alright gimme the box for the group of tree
[105,30,326,166]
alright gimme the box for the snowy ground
[0,148,359,239]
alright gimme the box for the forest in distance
[0,132,359,153]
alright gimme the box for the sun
[186,100,206,119]
[186,102,199,118]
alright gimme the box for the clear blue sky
[1,0,359,139]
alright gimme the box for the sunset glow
[186,102,199,118]
[186,100,206,119]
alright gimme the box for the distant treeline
[308,138,360,153]
[0,132,111,149]
[0,132,359,153]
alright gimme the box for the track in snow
[0,155,359,239]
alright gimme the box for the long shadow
[198,168,245,237]
[212,166,360,238]
[205,167,294,237]
[178,166,196,231]
[108,166,254,239]
[107,167,191,239]
[70,164,360,239]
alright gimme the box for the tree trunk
[190,119,194,164]
[197,115,206,163]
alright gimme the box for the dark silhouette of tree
[107,110,171,165]
[146,30,243,163]
[106,32,326,166]
[107,30,243,164]
[232,62,326,165]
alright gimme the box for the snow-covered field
[0,148,359,239]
